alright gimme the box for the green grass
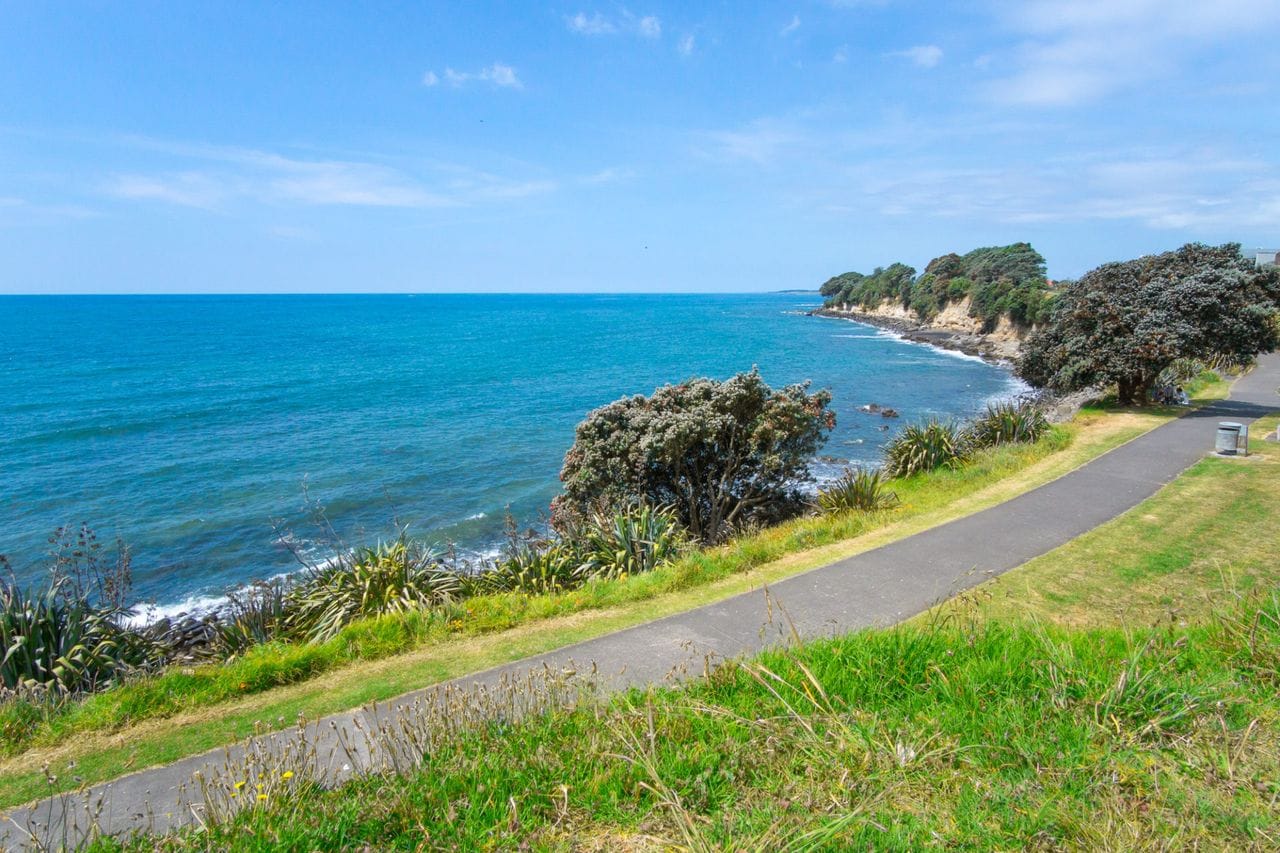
[930,412,1280,631]
[93,591,1280,850]
[0,382,1221,809]
[81,410,1280,851]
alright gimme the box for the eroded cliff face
[819,297,1030,362]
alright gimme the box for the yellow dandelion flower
[281,771,294,780]
[234,781,246,790]
[257,793,268,801]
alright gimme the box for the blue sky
[2,1,1277,293]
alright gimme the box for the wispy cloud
[986,0,1280,106]
[698,122,801,166]
[780,15,801,36]
[0,196,99,227]
[102,141,556,211]
[888,44,942,68]
[107,172,228,208]
[567,12,616,35]
[580,167,636,185]
[678,33,696,56]
[829,146,1280,231]
[567,11,661,39]
[422,62,523,89]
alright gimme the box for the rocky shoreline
[811,307,1021,365]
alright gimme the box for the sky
[1,1,1278,293]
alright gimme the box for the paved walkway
[5,355,1278,849]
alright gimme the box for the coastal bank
[813,295,1030,363]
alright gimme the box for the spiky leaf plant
[574,504,687,581]
[966,400,1049,449]
[289,535,462,642]
[216,579,292,655]
[816,467,900,515]
[478,543,582,596]
[882,419,968,478]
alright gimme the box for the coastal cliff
[815,242,1051,363]
[816,296,1030,363]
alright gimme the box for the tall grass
[89,590,1280,851]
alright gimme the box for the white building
[1257,249,1279,267]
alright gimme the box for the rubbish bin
[1216,422,1243,455]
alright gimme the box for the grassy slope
[95,413,1280,851]
[0,390,1220,809]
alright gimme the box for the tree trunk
[1117,376,1137,406]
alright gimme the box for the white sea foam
[126,593,228,627]
[466,512,487,521]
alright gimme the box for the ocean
[0,293,1024,617]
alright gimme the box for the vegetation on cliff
[820,242,1052,329]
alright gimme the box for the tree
[1018,243,1280,405]
[552,369,835,543]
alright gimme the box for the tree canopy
[1018,243,1280,404]
[552,370,835,543]
[821,242,1051,328]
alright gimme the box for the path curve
[5,355,1278,849]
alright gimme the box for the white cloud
[780,15,801,36]
[699,122,800,166]
[822,145,1280,231]
[425,62,523,90]
[889,44,943,68]
[567,11,662,39]
[678,34,696,56]
[986,0,1280,107]
[102,142,556,211]
[0,196,99,227]
[833,45,849,64]
[107,172,227,208]
[581,167,635,185]
[567,12,616,35]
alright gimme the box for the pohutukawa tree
[1018,243,1280,405]
[551,369,835,543]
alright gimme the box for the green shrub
[967,400,1049,449]
[883,420,968,478]
[816,468,900,514]
[574,504,687,581]
[288,535,462,642]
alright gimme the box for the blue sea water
[0,294,1023,615]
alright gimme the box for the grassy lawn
[83,414,1280,850]
[0,385,1223,810]
[929,412,1280,630]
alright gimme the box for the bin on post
[1216,422,1243,455]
